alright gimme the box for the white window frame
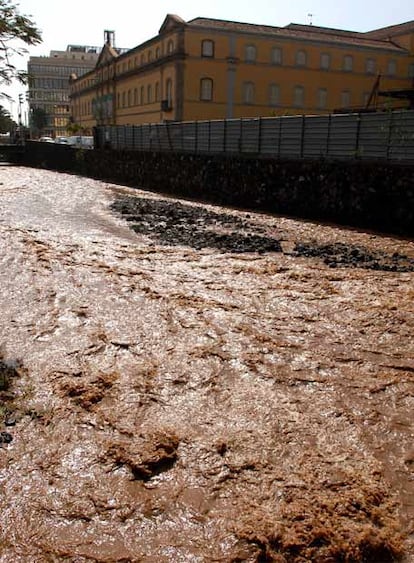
[245,45,257,63]
[243,81,255,104]
[201,39,214,58]
[271,47,282,65]
[200,77,213,101]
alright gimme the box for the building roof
[187,17,408,52]
[365,20,414,38]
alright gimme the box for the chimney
[104,30,115,46]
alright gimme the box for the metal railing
[95,110,414,162]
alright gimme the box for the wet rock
[0,432,13,444]
[112,196,281,254]
[294,241,414,272]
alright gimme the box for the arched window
[155,82,160,102]
[293,85,304,107]
[140,86,145,105]
[271,47,282,65]
[127,89,131,106]
[147,84,152,103]
[243,81,255,104]
[167,40,174,54]
[269,83,280,106]
[296,50,307,66]
[343,55,353,71]
[317,88,327,109]
[366,58,376,74]
[156,47,161,59]
[341,90,351,108]
[202,40,214,57]
[134,88,138,105]
[245,45,257,63]
[200,78,213,101]
[320,53,330,70]
[387,60,396,76]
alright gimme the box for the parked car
[67,136,94,149]
[38,136,54,143]
[54,136,69,144]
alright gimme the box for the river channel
[0,166,413,562]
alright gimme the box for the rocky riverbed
[0,166,413,562]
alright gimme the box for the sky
[2,0,414,118]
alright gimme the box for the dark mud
[0,168,413,562]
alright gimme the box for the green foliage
[0,0,42,95]
[0,103,15,131]
[30,106,47,134]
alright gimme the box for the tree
[30,106,47,135]
[0,104,14,131]
[0,0,41,95]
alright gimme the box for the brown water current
[0,166,413,562]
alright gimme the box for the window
[271,47,282,65]
[167,40,174,54]
[341,90,351,108]
[243,81,255,104]
[245,45,256,63]
[200,77,213,101]
[293,85,304,107]
[141,54,145,65]
[122,91,126,107]
[140,86,145,105]
[155,81,160,102]
[127,89,131,106]
[343,55,353,71]
[202,39,214,57]
[148,50,153,62]
[156,47,161,59]
[363,92,370,105]
[269,83,280,106]
[366,58,376,74]
[387,59,397,76]
[317,88,327,109]
[134,88,138,105]
[296,50,307,67]
[320,53,330,70]
[147,84,152,103]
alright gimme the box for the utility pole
[18,93,24,127]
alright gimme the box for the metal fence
[96,110,414,162]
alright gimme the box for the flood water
[0,166,413,562]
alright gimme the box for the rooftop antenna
[308,13,314,25]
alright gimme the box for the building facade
[28,45,101,137]
[70,15,414,131]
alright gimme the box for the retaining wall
[21,142,414,237]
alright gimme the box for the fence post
[326,114,331,157]
[386,111,393,161]
[300,114,306,158]
[258,117,263,154]
[355,113,361,158]
[278,117,282,159]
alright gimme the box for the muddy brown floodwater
[0,166,413,562]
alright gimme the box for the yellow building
[69,15,414,131]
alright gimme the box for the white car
[54,136,69,144]
[38,136,54,143]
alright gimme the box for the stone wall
[22,142,414,236]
